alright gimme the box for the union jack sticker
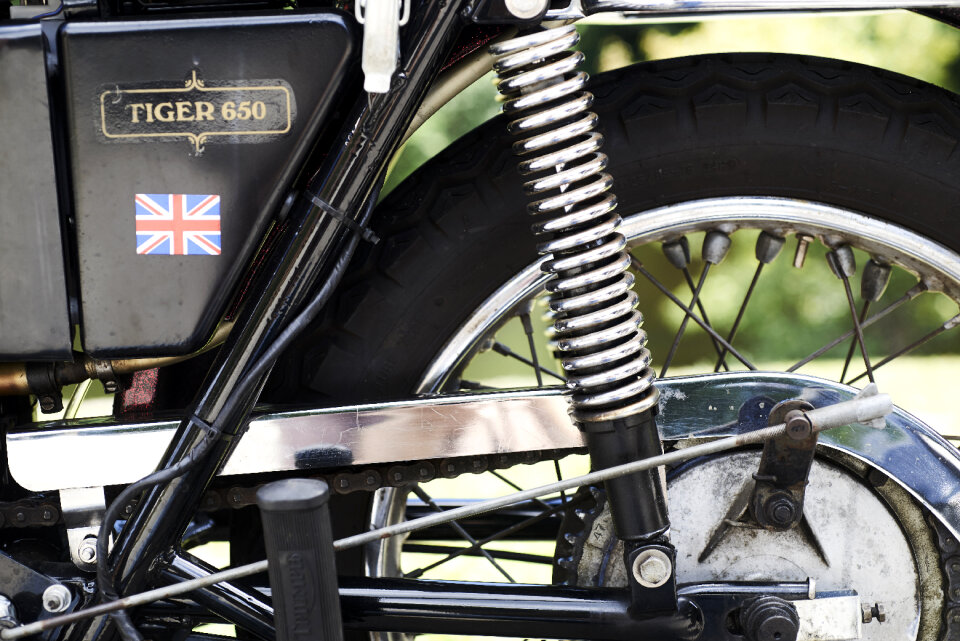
[135,193,222,256]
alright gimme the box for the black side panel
[60,12,355,358]
[0,23,72,361]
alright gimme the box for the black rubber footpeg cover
[257,478,344,641]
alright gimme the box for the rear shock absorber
[491,25,673,601]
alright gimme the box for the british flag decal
[135,193,222,256]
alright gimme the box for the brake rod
[0,387,892,640]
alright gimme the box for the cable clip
[306,192,380,244]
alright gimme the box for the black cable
[94,192,373,641]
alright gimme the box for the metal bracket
[749,399,818,531]
[60,487,105,572]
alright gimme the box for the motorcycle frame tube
[147,573,703,641]
[81,0,470,639]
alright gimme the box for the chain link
[5,449,572,527]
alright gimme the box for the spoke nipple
[755,231,786,264]
[793,234,814,269]
[662,237,691,270]
[861,259,892,301]
[826,245,856,280]
[703,231,732,265]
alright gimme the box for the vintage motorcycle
[1,0,960,639]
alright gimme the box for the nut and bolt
[42,584,72,614]
[77,539,97,565]
[764,494,798,527]
[861,603,886,623]
[631,549,673,589]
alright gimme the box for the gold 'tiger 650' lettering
[126,100,268,123]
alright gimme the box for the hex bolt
[703,231,732,265]
[631,549,673,589]
[827,245,856,280]
[793,234,814,268]
[755,231,786,264]
[862,604,873,623]
[861,259,892,302]
[42,584,71,614]
[77,538,97,565]
[764,494,797,527]
[662,237,691,270]
[504,0,547,19]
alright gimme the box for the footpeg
[257,479,344,641]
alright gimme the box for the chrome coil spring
[490,25,658,422]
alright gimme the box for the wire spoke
[660,264,712,378]
[404,493,585,579]
[402,544,554,565]
[833,259,874,383]
[631,258,756,371]
[554,460,567,506]
[519,308,544,388]
[714,262,764,373]
[787,282,926,372]
[840,302,870,383]
[489,470,553,511]
[492,341,566,383]
[681,267,728,370]
[846,314,960,385]
[410,485,516,583]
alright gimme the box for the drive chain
[4,449,572,527]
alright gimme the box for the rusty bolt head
[862,604,873,623]
[764,494,798,527]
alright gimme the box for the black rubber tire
[267,52,960,405]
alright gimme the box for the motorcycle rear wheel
[269,52,960,641]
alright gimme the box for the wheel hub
[559,451,929,641]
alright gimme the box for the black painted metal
[91,2,467,639]
[585,409,676,612]
[60,12,356,357]
[161,554,275,641]
[0,23,72,361]
[339,577,702,640]
[0,550,71,641]
[583,410,669,543]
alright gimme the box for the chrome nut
[42,584,71,614]
[631,549,672,589]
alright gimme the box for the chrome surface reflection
[8,372,960,537]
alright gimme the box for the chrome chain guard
[9,371,960,540]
